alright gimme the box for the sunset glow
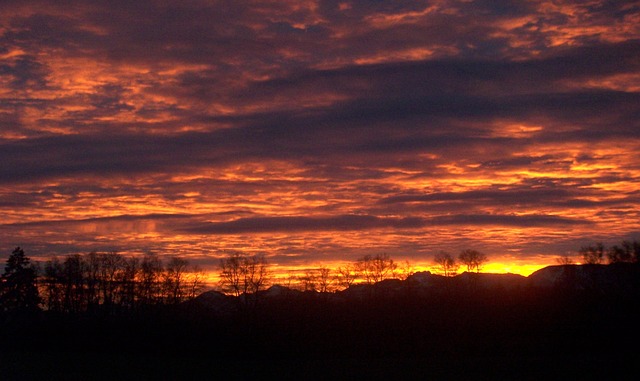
[1,1,639,282]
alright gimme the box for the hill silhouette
[2,263,639,380]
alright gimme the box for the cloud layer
[1,0,639,272]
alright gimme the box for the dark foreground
[2,271,640,380]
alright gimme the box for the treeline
[0,248,204,316]
[217,249,489,295]
[3,239,639,314]
[218,252,416,296]
[577,240,640,264]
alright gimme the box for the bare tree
[458,249,488,273]
[630,240,640,263]
[99,252,125,309]
[356,254,397,284]
[434,251,458,277]
[219,252,248,297]
[556,254,575,265]
[138,252,164,305]
[297,266,333,293]
[397,260,415,280]
[607,242,634,264]
[244,253,270,296]
[119,256,140,311]
[186,265,206,300]
[580,243,605,264]
[300,270,317,292]
[84,252,101,310]
[62,254,86,314]
[219,252,270,298]
[164,256,189,304]
[336,263,358,289]
[317,266,332,293]
[42,257,64,312]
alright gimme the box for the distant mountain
[193,263,640,313]
[408,270,527,290]
[527,263,640,291]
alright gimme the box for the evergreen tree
[0,247,41,312]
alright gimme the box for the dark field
[3,268,640,380]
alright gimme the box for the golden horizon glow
[199,260,556,292]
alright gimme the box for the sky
[1,0,639,276]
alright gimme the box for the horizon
[1,1,639,278]
[9,246,590,292]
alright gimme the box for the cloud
[0,0,638,269]
[181,213,588,235]
[379,188,575,206]
[181,215,423,234]
[430,214,589,227]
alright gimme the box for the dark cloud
[4,213,194,228]
[0,54,49,90]
[252,39,640,93]
[181,213,588,235]
[429,214,589,227]
[182,215,423,234]
[379,188,575,205]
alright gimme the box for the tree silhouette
[219,252,246,297]
[139,252,164,305]
[458,249,488,273]
[556,254,575,265]
[219,252,271,302]
[397,260,415,280]
[300,270,318,291]
[0,247,41,313]
[336,263,358,289]
[434,251,458,277]
[38,251,200,314]
[317,266,332,293]
[606,241,638,263]
[164,256,189,305]
[356,254,397,284]
[62,254,85,314]
[42,256,64,311]
[580,243,605,264]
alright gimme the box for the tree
[138,252,164,305]
[607,241,637,264]
[186,265,206,300]
[336,263,357,289]
[37,251,203,314]
[298,267,332,292]
[300,270,318,292]
[98,252,125,309]
[397,260,415,280]
[84,252,102,310]
[356,254,397,284]
[164,256,189,304]
[555,254,575,265]
[219,252,271,298]
[244,253,270,296]
[458,249,488,273]
[42,257,64,312]
[317,266,332,293]
[0,247,41,312]
[119,255,140,311]
[434,251,458,277]
[580,243,605,264]
[631,240,640,263]
[62,254,86,314]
